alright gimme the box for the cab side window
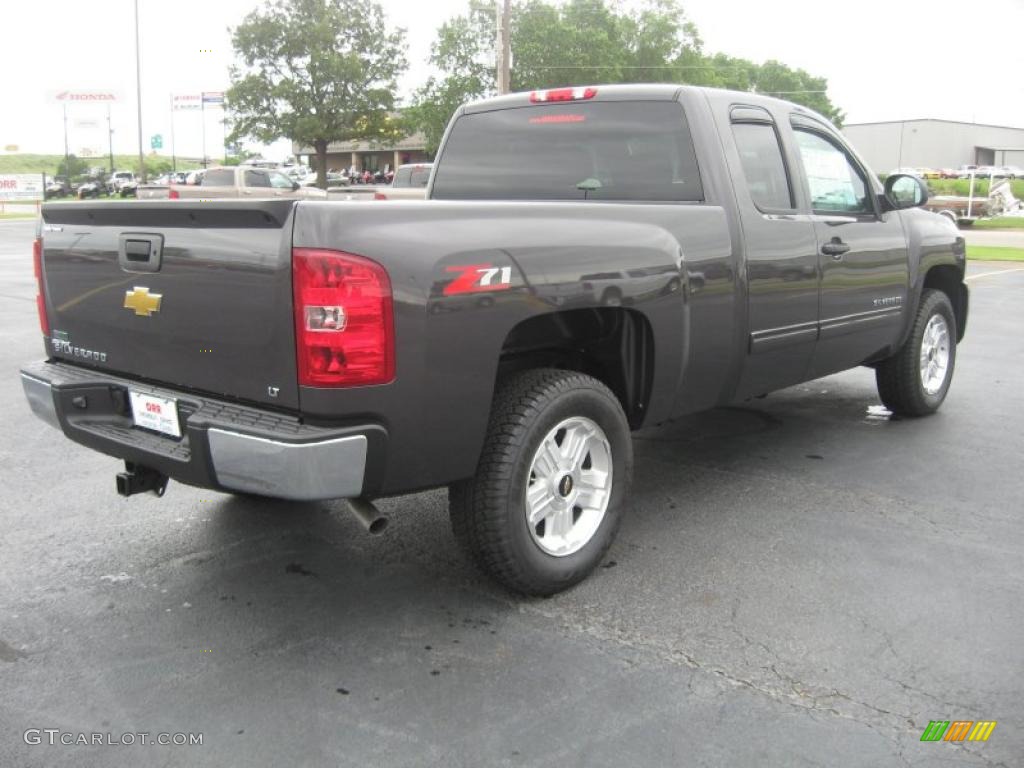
[793,130,871,214]
[244,170,271,188]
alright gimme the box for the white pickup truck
[137,166,327,200]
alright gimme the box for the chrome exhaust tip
[347,497,389,535]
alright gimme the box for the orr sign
[0,174,45,202]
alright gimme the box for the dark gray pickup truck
[22,84,968,595]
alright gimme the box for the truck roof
[461,83,827,124]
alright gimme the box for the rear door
[40,200,300,408]
[725,105,820,398]
[788,117,909,377]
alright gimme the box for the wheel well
[497,308,654,428]
[923,264,967,340]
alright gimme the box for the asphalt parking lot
[1,217,1021,767]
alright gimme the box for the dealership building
[842,119,1024,173]
[292,132,431,174]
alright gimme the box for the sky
[2,0,1022,163]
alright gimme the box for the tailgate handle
[118,233,163,273]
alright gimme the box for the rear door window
[731,119,793,211]
[432,101,703,202]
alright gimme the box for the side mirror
[291,181,300,191]
[883,174,928,211]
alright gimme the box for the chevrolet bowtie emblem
[123,287,162,317]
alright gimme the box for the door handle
[821,239,850,258]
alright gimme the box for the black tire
[876,289,957,417]
[449,368,632,596]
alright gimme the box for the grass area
[926,178,1024,197]
[972,217,1024,230]
[966,245,1024,262]
[0,153,204,175]
[0,212,36,219]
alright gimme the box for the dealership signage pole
[169,95,176,173]
[133,0,146,183]
[496,0,511,95]
[201,92,224,167]
[107,104,114,175]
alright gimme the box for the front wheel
[449,369,632,596]
[875,289,957,416]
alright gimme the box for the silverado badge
[123,287,162,317]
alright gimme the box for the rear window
[202,169,235,186]
[431,101,703,202]
[395,166,431,188]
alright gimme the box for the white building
[842,119,1024,173]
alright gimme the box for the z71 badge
[443,264,513,296]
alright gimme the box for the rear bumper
[20,360,384,501]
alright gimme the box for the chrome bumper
[20,367,369,501]
[206,429,366,500]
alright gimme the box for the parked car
[887,167,922,178]
[138,165,328,200]
[109,171,137,197]
[45,178,72,199]
[392,163,432,188]
[372,163,433,200]
[24,84,967,596]
[76,178,108,199]
[915,168,942,179]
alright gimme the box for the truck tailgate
[39,200,299,409]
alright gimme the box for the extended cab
[137,165,327,200]
[22,85,968,595]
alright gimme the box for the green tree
[406,2,496,155]
[226,0,408,188]
[408,0,844,151]
[55,154,89,180]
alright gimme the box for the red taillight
[373,191,388,200]
[33,236,50,336]
[292,248,394,387]
[168,187,180,199]
[529,87,597,103]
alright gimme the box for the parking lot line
[965,267,1024,282]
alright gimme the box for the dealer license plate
[129,390,181,438]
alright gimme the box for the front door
[790,123,909,378]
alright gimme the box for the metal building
[842,119,1024,173]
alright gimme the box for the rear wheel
[449,369,632,595]
[876,289,957,416]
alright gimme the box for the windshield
[431,101,702,202]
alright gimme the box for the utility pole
[133,0,146,183]
[62,103,71,183]
[496,0,511,95]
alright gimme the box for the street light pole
[133,0,146,183]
